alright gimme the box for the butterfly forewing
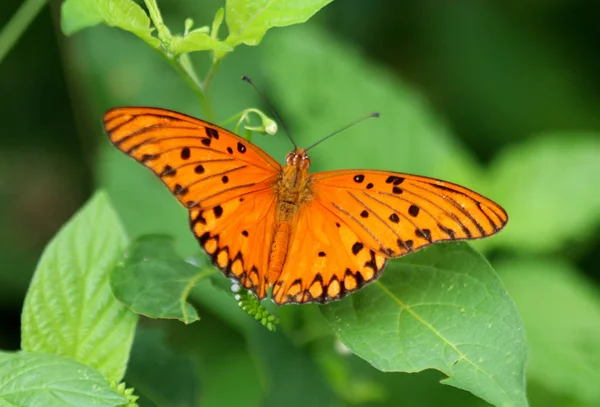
[104,107,281,209]
[311,169,508,258]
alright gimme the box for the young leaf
[21,191,138,383]
[211,8,225,40]
[170,31,233,55]
[61,0,160,47]
[321,242,528,407]
[498,259,600,406]
[225,0,333,46]
[485,133,600,253]
[0,352,127,407]
[111,235,216,324]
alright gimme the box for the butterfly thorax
[278,148,313,213]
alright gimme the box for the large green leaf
[21,191,138,383]
[61,0,159,47]
[226,0,332,46]
[0,352,126,407]
[125,326,199,407]
[485,133,600,253]
[247,325,338,407]
[111,235,215,324]
[167,314,264,407]
[498,259,600,406]
[321,243,528,407]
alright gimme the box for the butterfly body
[104,107,508,305]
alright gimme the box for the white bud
[264,120,278,135]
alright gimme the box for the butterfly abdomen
[267,221,291,283]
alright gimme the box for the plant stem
[203,55,223,92]
[158,52,216,122]
[0,0,47,64]
[144,0,216,121]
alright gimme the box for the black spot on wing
[385,176,404,185]
[205,127,219,139]
[352,242,364,255]
[160,165,176,177]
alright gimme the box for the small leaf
[498,259,600,405]
[321,243,528,407]
[211,8,225,40]
[61,0,160,47]
[486,133,600,253]
[21,191,138,383]
[0,352,127,407]
[170,31,233,55]
[225,0,332,46]
[111,235,215,324]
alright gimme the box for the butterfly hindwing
[311,169,508,258]
[272,200,387,305]
[190,188,278,298]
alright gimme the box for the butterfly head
[286,148,311,170]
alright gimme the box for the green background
[1,1,599,406]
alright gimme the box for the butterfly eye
[285,152,296,166]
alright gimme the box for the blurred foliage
[1,0,599,406]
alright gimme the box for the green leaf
[125,326,199,407]
[247,325,337,407]
[61,0,160,47]
[111,235,215,324]
[486,133,600,253]
[262,27,481,188]
[498,259,600,406]
[21,191,138,383]
[225,0,333,46]
[0,352,127,407]
[167,314,264,407]
[321,242,528,407]
[170,31,233,54]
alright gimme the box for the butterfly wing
[103,107,282,298]
[272,169,507,305]
[272,200,387,304]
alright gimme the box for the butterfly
[104,107,508,305]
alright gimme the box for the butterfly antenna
[305,112,380,152]
[241,76,297,148]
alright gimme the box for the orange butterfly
[104,107,507,305]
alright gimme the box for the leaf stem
[0,0,47,64]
